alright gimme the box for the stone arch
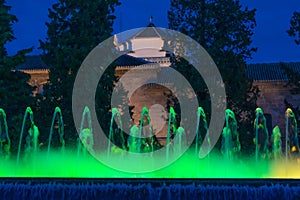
[129,83,177,139]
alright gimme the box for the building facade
[246,62,300,133]
[15,56,49,96]
[17,25,300,138]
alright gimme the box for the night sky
[5,0,300,64]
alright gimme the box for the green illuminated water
[254,108,269,161]
[108,108,125,156]
[0,108,10,159]
[47,107,65,156]
[0,148,295,178]
[17,107,39,164]
[77,106,93,157]
[1,106,300,178]
[139,107,154,153]
[195,107,209,158]
[285,108,300,160]
[221,109,241,160]
[166,107,176,161]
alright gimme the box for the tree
[168,0,259,154]
[0,0,33,153]
[37,0,121,147]
[284,11,300,94]
[280,63,300,128]
[287,11,300,45]
[283,12,300,128]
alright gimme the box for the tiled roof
[285,62,300,74]
[134,26,162,39]
[114,54,153,66]
[144,62,300,84]
[16,55,300,82]
[15,55,48,70]
[115,26,165,45]
[245,62,300,81]
[15,54,152,70]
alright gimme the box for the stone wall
[130,83,174,138]
[115,68,300,140]
[254,81,300,132]
[115,67,176,141]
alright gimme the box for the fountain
[285,108,300,160]
[107,108,125,156]
[166,107,177,161]
[138,107,154,153]
[77,106,94,156]
[0,103,299,200]
[0,104,298,179]
[195,107,209,157]
[271,126,283,160]
[254,108,269,161]
[17,107,39,164]
[221,109,241,160]
[125,108,153,154]
[47,107,65,156]
[172,126,186,155]
[123,107,158,154]
[127,125,140,153]
[0,108,10,159]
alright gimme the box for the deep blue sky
[5,0,300,64]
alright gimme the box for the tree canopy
[282,12,300,126]
[0,0,33,152]
[287,11,300,45]
[37,0,121,146]
[168,0,259,153]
